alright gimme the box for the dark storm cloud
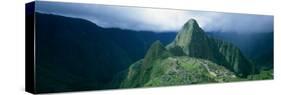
[35,1,273,32]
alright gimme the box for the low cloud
[36,1,273,33]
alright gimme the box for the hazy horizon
[35,1,273,33]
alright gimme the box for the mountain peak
[145,40,166,57]
[183,18,200,30]
[167,19,205,48]
[166,19,253,77]
[179,18,203,36]
[188,18,197,22]
[143,40,171,64]
[151,40,162,46]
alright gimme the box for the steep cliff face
[116,19,255,88]
[167,19,253,77]
[167,19,223,67]
[214,39,254,76]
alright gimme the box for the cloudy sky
[35,1,273,33]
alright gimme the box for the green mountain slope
[167,19,253,77]
[118,41,238,88]
[115,19,257,88]
[214,39,254,76]
[119,41,172,87]
[35,13,177,92]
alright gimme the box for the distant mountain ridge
[34,13,273,93]
[35,12,176,93]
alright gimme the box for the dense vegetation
[35,13,176,93]
[35,13,273,93]
[117,19,272,88]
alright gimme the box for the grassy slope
[119,56,241,88]
[118,41,240,88]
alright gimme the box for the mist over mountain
[36,1,273,32]
[34,12,273,93]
